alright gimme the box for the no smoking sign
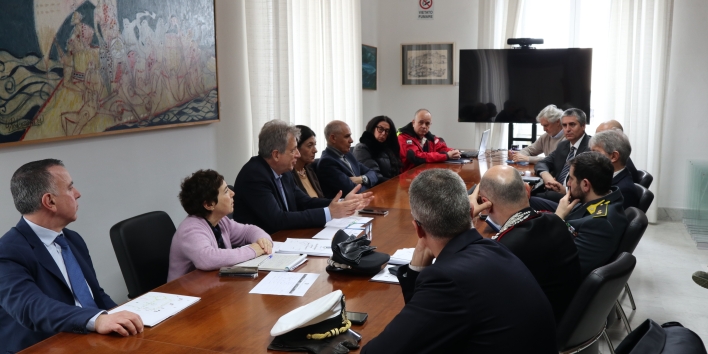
[418,0,434,20]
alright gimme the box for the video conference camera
[507,38,544,49]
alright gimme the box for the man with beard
[553,151,628,276]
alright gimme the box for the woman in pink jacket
[167,170,272,281]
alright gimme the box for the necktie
[210,223,226,249]
[275,176,289,211]
[54,235,98,309]
[556,146,577,183]
[341,155,355,175]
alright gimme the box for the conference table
[22,151,533,353]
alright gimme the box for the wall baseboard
[657,207,685,222]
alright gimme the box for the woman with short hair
[353,116,402,182]
[167,169,272,281]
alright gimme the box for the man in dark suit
[595,119,641,183]
[589,130,640,209]
[0,159,143,353]
[317,120,378,198]
[553,152,628,276]
[470,165,581,323]
[233,120,373,234]
[535,108,592,202]
[362,169,557,353]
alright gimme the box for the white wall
[0,0,250,303]
[659,1,708,210]
[362,0,482,147]
[361,0,380,123]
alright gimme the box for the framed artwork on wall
[362,44,377,90]
[0,0,218,148]
[401,43,453,85]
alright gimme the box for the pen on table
[289,274,307,294]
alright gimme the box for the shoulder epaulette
[586,199,610,218]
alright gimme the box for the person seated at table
[290,125,325,198]
[362,169,557,353]
[353,116,402,183]
[595,119,641,183]
[470,165,581,323]
[397,108,460,172]
[589,130,639,209]
[534,108,592,203]
[168,170,273,281]
[317,120,378,198]
[233,120,373,234]
[0,159,143,354]
[510,104,566,163]
[546,152,628,277]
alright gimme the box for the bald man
[317,120,378,198]
[595,119,641,183]
[397,109,460,172]
[470,166,581,323]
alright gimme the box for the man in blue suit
[317,120,379,198]
[0,159,143,353]
[233,120,373,234]
[589,129,640,209]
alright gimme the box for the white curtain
[477,0,524,150]
[244,0,362,155]
[600,0,673,222]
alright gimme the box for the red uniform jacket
[397,122,452,172]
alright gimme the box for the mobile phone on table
[346,311,368,325]
[359,209,388,216]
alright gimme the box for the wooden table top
[22,152,532,353]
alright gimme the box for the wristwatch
[361,175,369,186]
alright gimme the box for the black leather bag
[615,319,707,354]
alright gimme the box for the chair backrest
[634,183,654,213]
[612,207,649,260]
[637,170,653,189]
[556,252,637,351]
[110,211,176,299]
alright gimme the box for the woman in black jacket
[353,116,402,182]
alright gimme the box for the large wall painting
[0,0,218,147]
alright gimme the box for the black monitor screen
[458,48,592,123]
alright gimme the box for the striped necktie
[556,147,577,183]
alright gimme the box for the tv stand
[507,123,538,150]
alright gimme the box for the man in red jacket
[397,108,460,171]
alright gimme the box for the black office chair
[637,170,653,189]
[633,183,654,214]
[609,207,649,334]
[110,211,176,299]
[556,252,637,354]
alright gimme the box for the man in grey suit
[534,108,592,202]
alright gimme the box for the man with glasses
[363,169,556,353]
[317,120,379,198]
[0,159,143,353]
[470,165,581,323]
[397,108,461,172]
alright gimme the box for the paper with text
[249,272,319,296]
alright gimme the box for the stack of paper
[249,272,319,296]
[108,292,200,326]
[277,238,333,257]
[388,248,414,265]
[312,227,363,240]
[370,265,399,284]
[325,216,373,229]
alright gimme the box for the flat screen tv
[458,48,592,123]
